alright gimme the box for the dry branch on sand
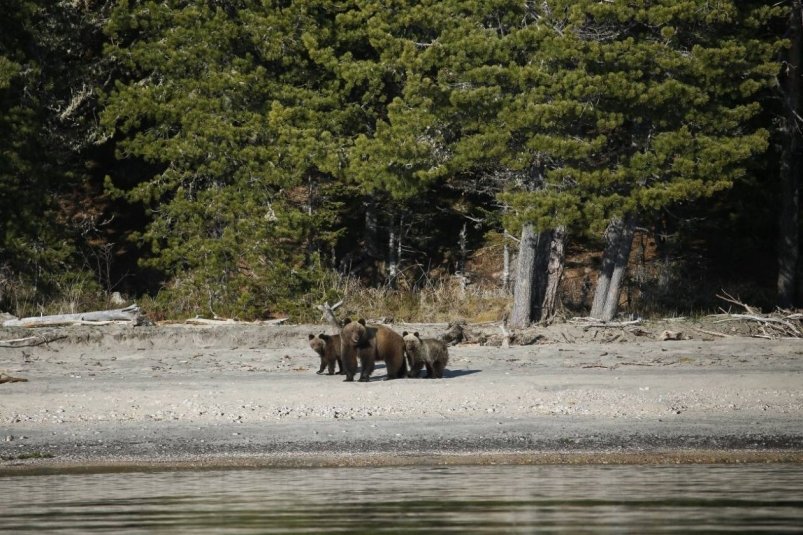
[0,372,28,384]
[181,317,287,326]
[568,317,643,330]
[708,292,803,339]
[0,332,67,347]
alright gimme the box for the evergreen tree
[500,1,780,320]
[101,1,343,318]
[777,0,802,308]
[0,0,110,311]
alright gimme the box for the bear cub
[308,333,343,375]
[402,331,449,379]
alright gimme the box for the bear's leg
[384,356,403,380]
[326,356,336,375]
[316,356,327,375]
[397,355,408,378]
[336,358,344,375]
[408,360,424,378]
[342,352,358,382]
[358,354,374,382]
[433,360,445,379]
[424,361,435,378]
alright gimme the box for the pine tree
[501,1,780,320]
[101,1,344,318]
[0,0,109,311]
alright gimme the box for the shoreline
[2,322,802,475]
[4,450,803,476]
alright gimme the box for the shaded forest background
[1,0,801,324]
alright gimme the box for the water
[2,464,802,533]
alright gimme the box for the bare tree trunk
[510,225,564,328]
[502,229,511,291]
[778,0,802,309]
[387,212,399,288]
[509,224,538,329]
[540,226,566,324]
[590,216,635,321]
[531,228,552,319]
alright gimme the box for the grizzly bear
[340,318,407,382]
[308,333,343,375]
[403,331,449,379]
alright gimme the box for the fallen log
[2,304,143,328]
[182,317,287,326]
[0,332,67,347]
[0,372,28,384]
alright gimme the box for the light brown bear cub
[308,333,343,375]
[403,331,449,379]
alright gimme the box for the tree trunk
[590,216,635,321]
[540,226,566,324]
[387,212,399,288]
[502,229,511,291]
[510,225,564,328]
[509,224,538,329]
[778,0,802,309]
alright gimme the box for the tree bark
[502,229,511,291]
[540,226,566,324]
[387,212,398,288]
[509,224,538,329]
[778,0,802,309]
[510,225,565,328]
[590,216,635,321]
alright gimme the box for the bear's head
[342,318,368,347]
[308,333,328,355]
[402,331,422,353]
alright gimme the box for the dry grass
[319,272,511,324]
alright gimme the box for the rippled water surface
[3,464,802,533]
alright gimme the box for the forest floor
[1,317,802,474]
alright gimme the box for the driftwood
[183,317,287,326]
[2,305,143,328]
[0,332,67,347]
[0,372,28,384]
[710,292,803,339]
[315,300,343,332]
[570,317,643,331]
[499,322,511,349]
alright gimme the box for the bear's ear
[402,331,408,336]
[343,317,352,326]
[414,332,420,338]
[320,333,329,341]
[308,334,315,340]
[357,318,366,326]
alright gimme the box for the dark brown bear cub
[340,318,407,382]
[308,333,343,375]
[403,332,449,379]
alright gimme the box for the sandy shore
[1,321,802,474]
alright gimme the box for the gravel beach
[1,321,802,474]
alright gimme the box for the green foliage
[0,0,795,318]
[495,1,779,235]
[101,1,350,318]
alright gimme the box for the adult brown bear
[308,333,342,375]
[340,318,407,382]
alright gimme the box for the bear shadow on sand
[356,365,482,381]
[398,368,482,380]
